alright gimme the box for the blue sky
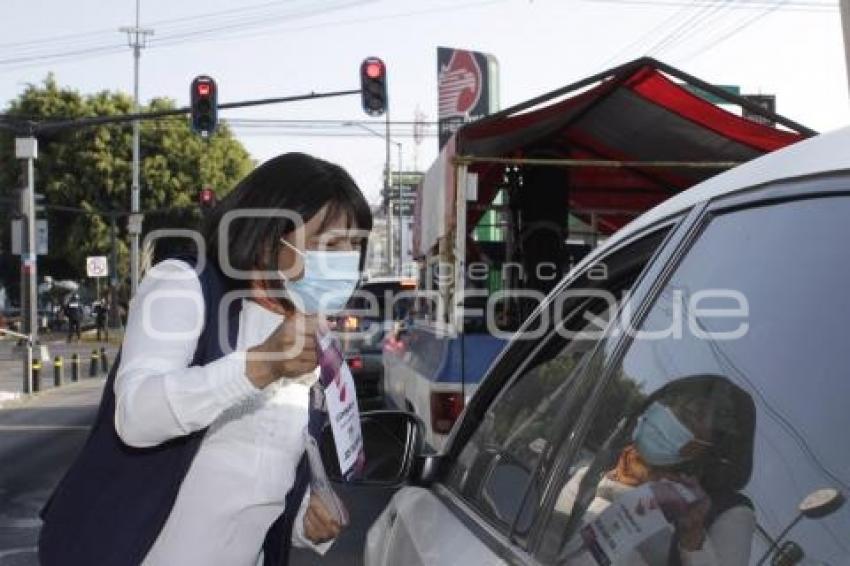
[1,0,846,204]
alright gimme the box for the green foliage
[0,75,254,299]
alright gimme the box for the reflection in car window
[541,196,850,565]
[550,376,757,565]
[446,229,670,542]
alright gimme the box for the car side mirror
[320,410,425,487]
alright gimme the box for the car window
[445,227,671,544]
[539,195,850,565]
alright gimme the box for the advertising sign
[437,47,500,147]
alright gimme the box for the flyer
[579,482,681,565]
[317,331,366,479]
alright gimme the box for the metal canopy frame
[466,56,817,138]
[453,155,742,169]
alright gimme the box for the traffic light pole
[842,0,850,101]
[31,90,362,134]
[15,137,38,394]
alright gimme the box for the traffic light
[190,75,218,136]
[199,187,216,209]
[360,57,387,117]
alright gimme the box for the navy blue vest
[39,261,311,566]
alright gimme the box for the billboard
[437,46,499,148]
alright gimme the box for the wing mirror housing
[320,410,427,487]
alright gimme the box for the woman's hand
[659,475,711,552]
[245,313,319,389]
[303,494,342,545]
[676,496,710,551]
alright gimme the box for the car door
[365,219,685,566]
[528,179,850,566]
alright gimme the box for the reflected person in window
[558,375,757,566]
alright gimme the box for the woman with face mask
[39,153,371,566]
[557,375,757,566]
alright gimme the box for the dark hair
[644,374,757,493]
[203,153,372,287]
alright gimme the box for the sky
[1,0,847,205]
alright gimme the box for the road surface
[0,373,395,566]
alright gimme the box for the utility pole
[108,214,121,331]
[120,0,153,298]
[842,0,850,99]
[15,136,37,394]
[347,118,397,276]
[396,142,403,276]
[384,110,393,275]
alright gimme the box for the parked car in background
[325,126,850,566]
[334,276,416,409]
[0,307,22,333]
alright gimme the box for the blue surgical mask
[632,401,696,467]
[278,240,360,314]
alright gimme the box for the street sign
[742,94,777,127]
[10,219,48,255]
[384,185,418,200]
[389,171,424,187]
[127,213,144,235]
[14,137,38,159]
[681,84,741,105]
[86,256,109,278]
[391,202,415,217]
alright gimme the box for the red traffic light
[365,61,383,79]
[199,187,216,207]
[191,75,218,136]
[360,57,387,117]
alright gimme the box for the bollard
[100,347,109,374]
[22,345,32,395]
[32,358,42,393]
[71,353,80,382]
[54,356,64,387]
[89,350,99,378]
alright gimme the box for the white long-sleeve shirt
[114,260,332,566]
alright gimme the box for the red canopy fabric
[454,62,809,236]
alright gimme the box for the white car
[324,126,850,566]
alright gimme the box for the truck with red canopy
[385,57,813,449]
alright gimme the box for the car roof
[580,124,850,266]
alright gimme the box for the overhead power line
[581,0,833,10]
[0,0,374,69]
[599,0,804,68]
[679,0,791,62]
[0,0,508,73]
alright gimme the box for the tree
[0,75,254,304]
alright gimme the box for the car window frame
[526,172,850,558]
[421,210,694,562]
[442,212,690,466]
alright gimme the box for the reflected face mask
[278,239,360,315]
[632,401,696,467]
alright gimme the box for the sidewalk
[0,332,119,408]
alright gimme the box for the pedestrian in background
[40,153,371,566]
[95,300,108,342]
[63,293,82,342]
